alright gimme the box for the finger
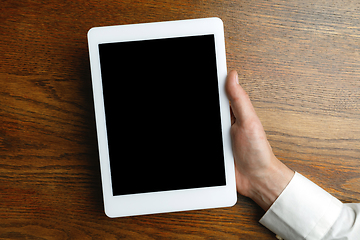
[225,70,257,123]
[229,105,236,125]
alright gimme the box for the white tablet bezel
[88,17,236,218]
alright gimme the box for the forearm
[259,172,344,240]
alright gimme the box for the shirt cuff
[259,172,343,240]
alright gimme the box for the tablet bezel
[88,17,236,218]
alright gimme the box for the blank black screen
[99,34,226,196]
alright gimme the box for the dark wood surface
[1,0,360,239]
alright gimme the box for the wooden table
[1,0,360,239]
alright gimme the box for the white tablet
[87,17,236,218]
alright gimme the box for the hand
[225,70,294,211]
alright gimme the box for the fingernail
[234,71,239,84]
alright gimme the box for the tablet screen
[99,34,226,196]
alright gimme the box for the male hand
[225,70,294,211]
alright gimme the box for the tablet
[87,17,236,218]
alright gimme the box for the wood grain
[1,0,360,239]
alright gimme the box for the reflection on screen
[99,35,226,196]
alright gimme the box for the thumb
[225,70,257,124]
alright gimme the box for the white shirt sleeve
[259,172,360,240]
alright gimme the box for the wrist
[249,159,295,211]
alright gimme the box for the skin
[225,70,295,211]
